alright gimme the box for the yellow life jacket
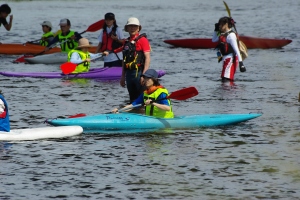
[58,31,78,52]
[67,50,90,73]
[40,32,54,46]
[143,88,174,118]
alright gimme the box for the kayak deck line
[46,112,262,133]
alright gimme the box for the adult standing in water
[0,90,10,132]
[212,16,246,82]
[95,12,124,67]
[114,17,151,103]
[0,4,13,44]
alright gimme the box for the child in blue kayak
[112,69,174,118]
[0,90,10,132]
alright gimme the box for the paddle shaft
[119,87,199,112]
[33,19,104,57]
[223,1,238,33]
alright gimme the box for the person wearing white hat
[67,38,102,73]
[45,18,82,53]
[113,17,151,103]
[39,21,54,46]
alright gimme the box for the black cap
[105,13,115,20]
[142,69,158,79]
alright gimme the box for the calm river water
[0,0,299,199]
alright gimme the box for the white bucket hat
[76,38,93,49]
[124,17,142,32]
[40,21,52,29]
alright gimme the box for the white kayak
[0,126,83,141]
[25,52,68,64]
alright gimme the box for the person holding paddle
[67,38,102,74]
[95,12,125,67]
[0,90,10,132]
[112,69,174,118]
[45,18,82,53]
[212,16,246,82]
[39,21,54,46]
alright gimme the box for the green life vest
[143,88,174,118]
[58,31,78,52]
[67,50,90,73]
[40,32,54,46]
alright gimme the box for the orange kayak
[0,43,98,55]
[164,36,292,49]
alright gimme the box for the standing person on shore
[114,17,151,103]
[39,21,54,46]
[0,4,13,44]
[95,12,124,67]
[45,18,82,53]
[0,90,10,132]
[212,16,246,82]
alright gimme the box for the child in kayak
[0,4,13,44]
[112,69,174,118]
[39,21,54,46]
[0,90,10,132]
[45,18,82,53]
[212,16,246,82]
[67,38,102,73]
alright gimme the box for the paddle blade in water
[85,19,105,32]
[167,87,199,100]
[60,62,77,75]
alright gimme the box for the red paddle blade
[60,62,77,75]
[167,87,199,100]
[68,113,87,118]
[85,19,105,32]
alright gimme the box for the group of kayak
[0,4,264,140]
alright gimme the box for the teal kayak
[46,113,262,133]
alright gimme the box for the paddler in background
[212,16,246,82]
[68,38,102,73]
[0,4,13,44]
[112,69,174,119]
[45,18,82,53]
[0,90,10,132]
[39,21,54,46]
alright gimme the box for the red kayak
[164,36,292,49]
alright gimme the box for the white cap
[125,17,140,26]
[59,18,69,25]
[40,21,52,28]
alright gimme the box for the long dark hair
[152,78,161,86]
[218,16,235,28]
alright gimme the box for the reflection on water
[0,0,299,199]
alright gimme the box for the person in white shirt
[212,16,246,81]
[95,12,125,67]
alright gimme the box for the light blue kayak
[46,113,262,133]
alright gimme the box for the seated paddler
[112,69,174,118]
[68,38,102,73]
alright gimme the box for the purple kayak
[0,67,166,80]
